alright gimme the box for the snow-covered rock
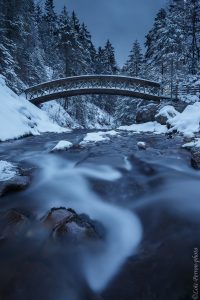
[51,140,73,152]
[137,141,147,150]
[0,76,67,141]
[80,130,119,145]
[182,138,200,149]
[168,102,200,138]
[118,122,167,134]
[155,105,179,125]
[0,161,17,181]
[80,132,110,145]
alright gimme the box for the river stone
[190,148,200,169]
[135,103,158,124]
[0,175,31,197]
[42,207,103,243]
[155,113,168,125]
[137,141,147,150]
[0,165,31,197]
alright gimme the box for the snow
[0,161,17,181]
[168,102,200,138]
[118,122,167,134]
[80,132,110,145]
[51,140,73,151]
[80,130,119,145]
[156,105,179,120]
[41,101,78,129]
[79,102,115,129]
[0,76,67,141]
[118,102,200,138]
[180,94,200,103]
[42,100,114,129]
[182,138,200,148]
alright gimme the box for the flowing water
[0,131,199,300]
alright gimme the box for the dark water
[0,130,199,300]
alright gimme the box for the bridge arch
[24,75,167,105]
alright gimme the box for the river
[0,130,199,300]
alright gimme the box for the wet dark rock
[42,207,104,243]
[136,103,158,124]
[0,165,31,197]
[191,147,200,169]
[183,137,193,144]
[0,175,31,197]
[155,113,169,125]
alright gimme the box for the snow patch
[80,133,110,145]
[118,122,167,134]
[51,140,73,152]
[0,161,17,181]
[80,130,119,145]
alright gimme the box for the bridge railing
[171,85,200,99]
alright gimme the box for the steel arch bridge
[24,75,169,105]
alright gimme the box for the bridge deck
[24,75,169,104]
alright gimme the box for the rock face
[136,103,158,124]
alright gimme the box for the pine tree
[44,0,57,37]
[185,0,200,74]
[145,8,168,83]
[103,40,118,74]
[58,6,74,77]
[123,40,144,77]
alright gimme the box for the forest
[1,0,200,127]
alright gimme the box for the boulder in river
[0,163,31,196]
[135,103,158,123]
[155,105,179,125]
[137,141,147,150]
[42,207,104,243]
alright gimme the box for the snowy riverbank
[0,76,68,141]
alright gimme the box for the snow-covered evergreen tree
[123,40,144,77]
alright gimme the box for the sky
[54,0,166,66]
